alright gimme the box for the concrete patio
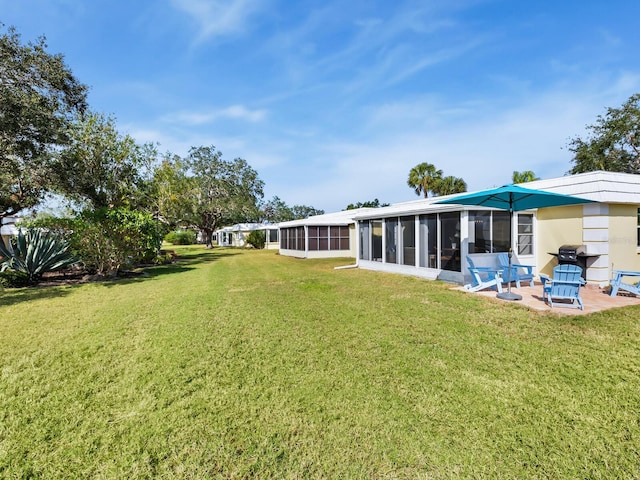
[459,281,640,315]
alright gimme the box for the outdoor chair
[464,256,503,293]
[609,270,640,297]
[497,252,534,288]
[540,264,585,310]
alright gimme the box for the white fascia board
[522,171,640,204]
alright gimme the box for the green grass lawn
[1,247,639,478]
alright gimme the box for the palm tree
[433,175,467,196]
[407,162,443,198]
[512,170,539,184]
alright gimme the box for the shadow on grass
[0,248,239,303]
[0,286,77,307]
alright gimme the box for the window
[268,229,278,243]
[401,216,416,266]
[419,214,438,268]
[492,211,511,252]
[468,211,491,253]
[280,227,306,250]
[468,210,511,253]
[385,218,399,264]
[440,212,461,272]
[637,208,640,247]
[330,226,349,250]
[288,228,294,249]
[308,226,321,251]
[308,227,317,250]
[306,226,348,251]
[518,214,534,255]
[372,220,383,261]
[359,221,370,260]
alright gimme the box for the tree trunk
[204,229,214,249]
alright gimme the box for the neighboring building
[215,223,279,249]
[1,216,18,250]
[278,208,376,259]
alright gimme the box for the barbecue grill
[547,245,600,282]
[558,245,586,264]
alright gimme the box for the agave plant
[0,228,78,284]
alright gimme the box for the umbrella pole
[497,208,522,301]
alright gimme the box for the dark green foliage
[0,228,77,283]
[569,93,640,174]
[22,208,163,275]
[407,162,466,197]
[52,112,157,210]
[512,170,540,183]
[0,24,88,219]
[261,196,295,222]
[0,269,29,288]
[436,175,467,195]
[164,229,196,245]
[261,196,324,221]
[345,198,390,210]
[246,230,266,249]
[72,207,163,274]
[153,251,175,265]
[290,204,324,219]
[18,213,75,239]
[152,146,265,248]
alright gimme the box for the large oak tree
[0,25,87,219]
[153,146,264,247]
[569,93,640,174]
[53,112,156,210]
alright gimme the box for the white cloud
[169,0,265,41]
[162,105,267,125]
[263,77,640,212]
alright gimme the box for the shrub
[246,230,266,249]
[164,229,196,245]
[153,251,175,265]
[18,208,164,276]
[72,207,163,275]
[0,269,29,288]
[0,228,77,284]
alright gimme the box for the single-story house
[278,208,376,259]
[278,171,640,287]
[1,216,18,250]
[215,223,279,249]
[352,171,640,286]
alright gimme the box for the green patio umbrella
[434,184,595,301]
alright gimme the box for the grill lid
[558,244,586,262]
[558,245,586,255]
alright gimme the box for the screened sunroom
[278,208,375,259]
[353,200,535,284]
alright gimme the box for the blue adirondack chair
[465,256,503,293]
[497,252,534,288]
[540,264,586,310]
[609,270,640,297]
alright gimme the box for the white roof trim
[520,170,640,204]
[278,208,377,227]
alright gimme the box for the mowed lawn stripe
[1,246,639,478]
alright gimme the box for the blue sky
[2,0,640,212]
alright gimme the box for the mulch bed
[36,269,147,287]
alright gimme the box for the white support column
[414,215,420,267]
[582,204,610,284]
[460,210,469,276]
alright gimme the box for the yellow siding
[536,205,583,276]
[609,204,640,272]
